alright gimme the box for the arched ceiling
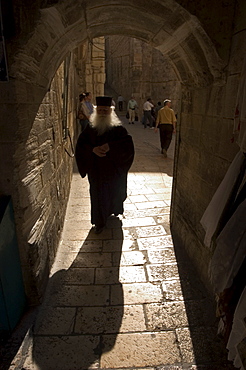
[9,0,225,88]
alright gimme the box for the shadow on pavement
[28,220,124,369]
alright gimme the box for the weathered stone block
[101,332,181,368]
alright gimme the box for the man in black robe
[75,96,135,234]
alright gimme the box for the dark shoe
[132,122,134,124]
[94,225,105,234]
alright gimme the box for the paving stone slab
[23,335,100,370]
[103,238,138,252]
[56,239,102,253]
[95,267,121,284]
[75,304,146,334]
[100,332,181,368]
[87,228,113,239]
[46,284,110,307]
[33,307,76,335]
[147,248,177,264]
[113,227,137,240]
[147,263,180,281]
[119,266,147,283]
[80,239,103,252]
[164,199,171,206]
[124,207,170,218]
[135,225,167,238]
[162,279,186,301]
[111,283,163,305]
[60,228,91,241]
[116,250,147,266]
[65,204,90,214]
[57,266,95,285]
[123,202,138,210]
[65,211,91,221]
[138,235,173,249]
[145,302,189,330]
[128,187,156,195]
[50,252,79,271]
[146,194,172,201]
[95,265,147,284]
[71,252,113,268]
[128,194,149,202]
[162,277,209,302]
[135,200,167,210]
[122,216,156,227]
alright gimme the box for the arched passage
[0,0,240,306]
[10,1,224,88]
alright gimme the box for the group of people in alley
[76,93,176,234]
[122,95,177,157]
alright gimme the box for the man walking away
[155,99,176,157]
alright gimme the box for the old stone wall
[171,1,246,286]
[105,36,181,116]
[171,84,239,284]
[10,59,76,302]
[0,19,105,299]
[0,40,104,303]
[76,37,106,102]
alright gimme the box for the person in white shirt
[143,98,154,128]
[127,96,138,124]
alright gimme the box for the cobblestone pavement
[9,115,234,369]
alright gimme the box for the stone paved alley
[8,115,234,369]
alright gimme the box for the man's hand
[100,143,110,152]
[154,127,158,133]
[93,143,110,157]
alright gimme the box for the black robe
[75,124,134,228]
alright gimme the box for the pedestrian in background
[85,92,94,116]
[143,98,154,128]
[155,99,176,157]
[117,95,124,111]
[155,101,163,115]
[127,96,138,124]
[77,93,90,132]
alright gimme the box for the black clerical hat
[96,96,112,107]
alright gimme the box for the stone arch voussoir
[9,0,225,90]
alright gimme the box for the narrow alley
[9,115,233,369]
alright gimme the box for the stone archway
[10,1,224,89]
[1,0,236,302]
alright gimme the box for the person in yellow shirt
[155,99,176,157]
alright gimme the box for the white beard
[90,109,122,135]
